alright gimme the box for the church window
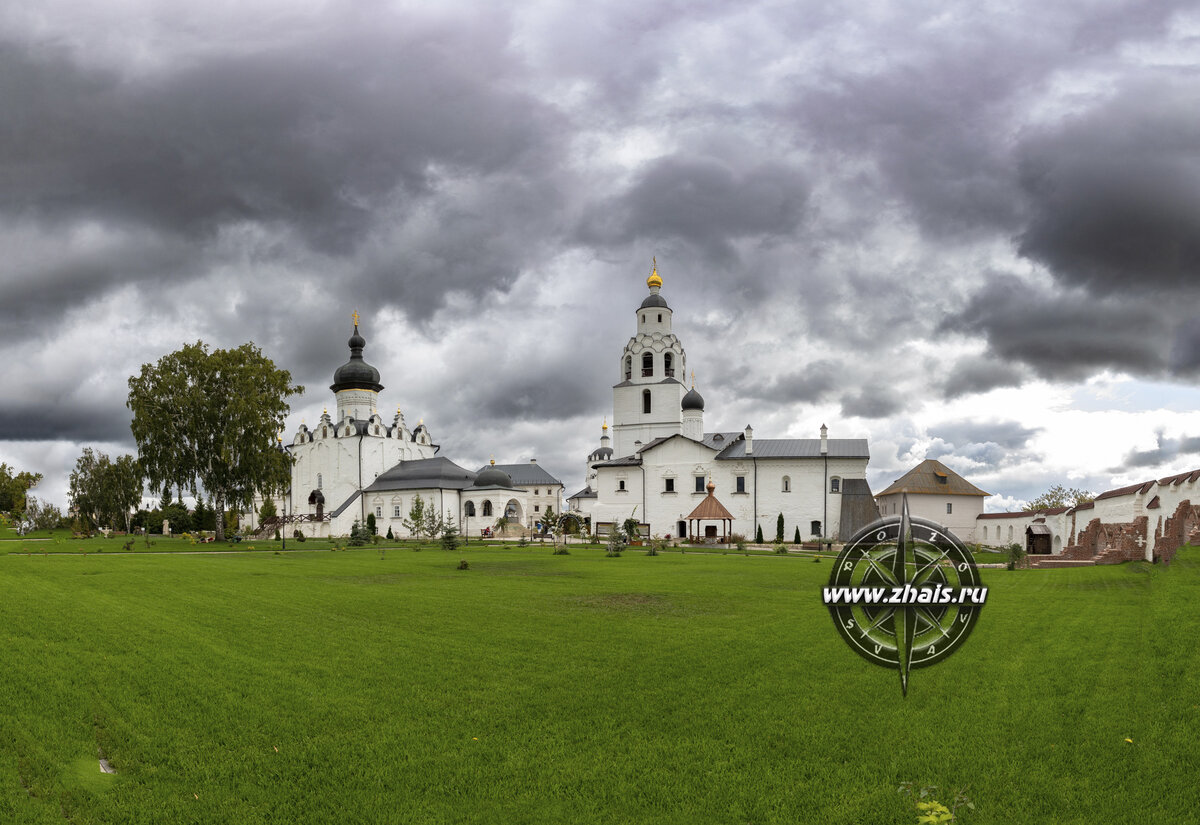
[947,502,953,515]
[322,427,328,438]
[736,476,745,493]
[374,426,380,435]
[642,352,653,376]
[534,505,540,512]
[657,313,662,322]
[1008,526,1013,541]
[643,389,652,414]
[811,520,822,536]
[642,314,646,323]
[782,476,791,492]
[482,501,493,517]
[830,477,841,493]
[317,473,323,489]
[619,480,626,491]
[535,489,540,496]
[465,501,476,517]
[625,356,632,380]
[664,353,673,377]
[695,476,705,493]
[376,506,383,519]
[665,477,675,492]
[393,505,401,518]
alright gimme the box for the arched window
[624,356,632,380]
[642,389,651,414]
[664,353,673,377]
[1008,526,1013,542]
[482,500,493,517]
[782,476,790,492]
[830,477,841,493]
[642,352,653,376]
[322,427,328,438]
[317,473,323,489]
[465,501,476,517]
[641,314,646,323]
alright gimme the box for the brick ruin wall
[1062,516,1149,564]
[1154,499,1200,566]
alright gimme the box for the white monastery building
[875,459,989,544]
[567,264,880,542]
[246,315,563,538]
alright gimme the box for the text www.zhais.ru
[822,584,988,605]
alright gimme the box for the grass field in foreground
[1,546,1197,824]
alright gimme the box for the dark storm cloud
[0,11,566,334]
[1016,79,1200,296]
[0,24,557,245]
[932,420,1041,452]
[720,360,840,405]
[0,403,131,444]
[576,154,809,259]
[940,356,1028,399]
[840,387,903,420]
[941,274,1163,380]
[1116,432,1200,470]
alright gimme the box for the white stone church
[567,266,879,542]
[244,317,563,538]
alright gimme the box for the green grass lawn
[1,545,1197,824]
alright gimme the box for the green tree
[69,449,143,533]
[794,526,801,544]
[402,495,427,539]
[755,524,764,544]
[1027,485,1094,511]
[349,519,366,546]
[366,512,377,535]
[776,512,785,543]
[0,463,42,515]
[422,506,444,540]
[127,341,301,541]
[23,496,63,531]
[440,513,460,553]
[259,498,277,522]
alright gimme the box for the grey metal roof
[594,455,643,467]
[481,463,563,487]
[567,486,598,500]
[1027,524,1052,535]
[702,432,739,450]
[364,457,477,492]
[329,490,361,518]
[715,438,870,460]
[639,293,670,309]
[611,378,687,389]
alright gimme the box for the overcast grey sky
[3,0,1200,512]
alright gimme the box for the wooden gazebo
[686,479,734,543]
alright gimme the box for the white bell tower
[611,260,688,457]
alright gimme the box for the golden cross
[691,370,696,388]
[351,309,360,326]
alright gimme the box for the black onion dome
[681,387,705,411]
[473,466,513,488]
[640,293,669,309]
[330,324,384,393]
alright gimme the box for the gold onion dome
[647,258,662,289]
